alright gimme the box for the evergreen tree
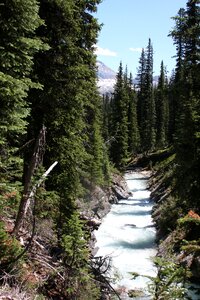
[110,62,129,168]
[167,70,177,143]
[137,48,146,134]
[15,3,104,289]
[0,0,46,185]
[127,73,140,154]
[169,8,188,145]
[155,61,169,149]
[102,93,111,143]
[170,8,186,78]
[29,0,103,295]
[171,0,200,211]
[87,99,105,185]
[184,0,200,69]
[137,39,156,152]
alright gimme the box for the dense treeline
[0,0,199,298]
[104,38,168,166]
[104,0,200,217]
[103,0,200,296]
[0,0,110,298]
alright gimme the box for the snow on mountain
[96,61,116,95]
[96,60,159,95]
[96,61,116,80]
[97,78,116,95]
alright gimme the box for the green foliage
[109,62,129,168]
[35,188,60,219]
[176,212,200,255]
[149,257,191,300]
[0,0,198,298]
[170,0,200,212]
[181,239,200,254]
[61,213,89,268]
[131,257,191,300]
[137,39,156,152]
[0,183,22,217]
[0,221,22,269]
[154,196,182,236]
[178,215,200,227]
[0,0,48,206]
[153,5,200,289]
[59,212,100,299]
[108,62,140,168]
[155,61,169,149]
[127,73,140,154]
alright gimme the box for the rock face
[110,173,130,203]
[150,169,200,283]
[78,173,129,220]
[77,173,129,255]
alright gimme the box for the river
[95,170,157,299]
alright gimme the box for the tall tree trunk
[13,125,46,236]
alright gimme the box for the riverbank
[77,172,130,227]
[94,170,156,300]
[0,172,130,300]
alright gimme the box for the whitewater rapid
[95,171,157,299]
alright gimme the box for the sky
[94,0,187,76]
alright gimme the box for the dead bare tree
[90,256,122,300]
[13,125,49,236]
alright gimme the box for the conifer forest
[0,0,199,299]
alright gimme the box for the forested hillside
[0,0,110,298]
[102,0,200,297]
[0,0,199,299]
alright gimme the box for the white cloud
[129,47,143,53]
[95,45,117,57]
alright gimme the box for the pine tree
[0,0,46,185]
[19,0,107,242]
[168,9,187,145]
[127,73,140,154]
[0,0,47,230]
[87,99,105,185]
[171,0,200,211]
[170,8,186,78]
[23,0,103,295]
[137,48,146,134]
[185,0,200,69]
[137,39,156,152]
[102,93,111,143]
[155,61,169,149]
[168,70,177,144]
[110,62,129,168]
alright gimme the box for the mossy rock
[128,288,145,298]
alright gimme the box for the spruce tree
[0,0,46,185]
[155,61,169,149]
[26,0,103,295]
[110,62,129,168]
[102,93,111,143]
[137,48,146,134]
[0,0,48,231]
[170,8,186,78]
[168,9,187,145]
[127,73,140,154]
[168,71,177,144]
[137,39,156,152]
[171,0,200,211]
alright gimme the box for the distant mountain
[96,60,159,95]
[96,61,116,80]
[96,61,116,95]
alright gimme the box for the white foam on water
[95,172,156,299]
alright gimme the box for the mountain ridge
[96,60,159,95]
